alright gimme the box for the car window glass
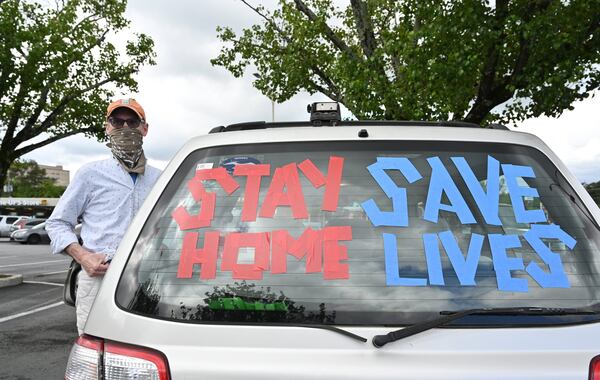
[116,141,600,326]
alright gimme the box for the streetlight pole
[2,171,12,198]
[272,100,275,122]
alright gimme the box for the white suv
[0,215,24,237]
[65,107,600,380]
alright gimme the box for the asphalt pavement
[0,238,77,380]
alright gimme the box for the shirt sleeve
[45,166,90,255]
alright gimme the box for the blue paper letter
[452,155,501,226]
[524,224,576,288]
[384,233,428,286]
[501,164,546,224]
[489,234,528,292]
[424,157,476,224]
[438,230,484,286]
[423,233,444,285]
[423,231,483,286]
[362,157,422,227]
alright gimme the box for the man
[46,98,161,335]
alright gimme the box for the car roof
[183,122,537,154]
[208,120,510,133]
[25,218,46,224]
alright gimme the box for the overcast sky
[22,0,600,183]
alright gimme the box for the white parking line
[40,269,69,275]
[23,281,64,287]
[0,255,19,259]
[0,259,69,269]
[0,301,64,323]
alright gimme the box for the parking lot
[0,238,76,380]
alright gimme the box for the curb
[0,274,23,288]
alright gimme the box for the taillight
[104,341,170,379]
[590,355,600,380]
[65,335,170,380]
[65,335,103,379]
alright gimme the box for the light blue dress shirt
[46,157,161,259]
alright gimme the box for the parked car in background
[11,220,50,244]
[0,215,24,237]
[8,216,31,234]
[16,218,46,231]
[65,104,600,380]
[9,218,46,242]
[8,219,81,245]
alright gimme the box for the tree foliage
[7,159,66,197]
[212,0,600,124]
[584,181,600,206]
[176,281,336,324]
[0,0,155,194]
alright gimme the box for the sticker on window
[220,156,262,174]
[196,163,214,171]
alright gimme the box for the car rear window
[116,141,600,326]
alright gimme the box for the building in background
[0,197,58,218]
[1,160,69,201]
[38,164,70,187]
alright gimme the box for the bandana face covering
[107,128,146,174]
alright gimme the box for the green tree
[584,181,600,206]
[212,0,600,123]
[39,179,66,197]
[0,0,156,194]
[7,159,65,197]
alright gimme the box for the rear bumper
[85,311,600,380]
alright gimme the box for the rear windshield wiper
[372,306,598,348]
[302,324,367,343]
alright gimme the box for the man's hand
[65,243,109,277]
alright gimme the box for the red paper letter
[259,163,308,219]
[298,156,344,212]
[172,179,216,230]
[195,167,240,194]
[222,232,270,280]
[233,164,271,222]
[298,159,326,187]
[195,167,239,194]
[323,226,352,280]
[271,228,322,274]
[172,168,240,230]
[176,231,220,279]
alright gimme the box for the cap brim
[107,106,144,120]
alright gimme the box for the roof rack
[209,120,509,134]
[485,123,510,130]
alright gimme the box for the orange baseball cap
[106,98,146,121]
